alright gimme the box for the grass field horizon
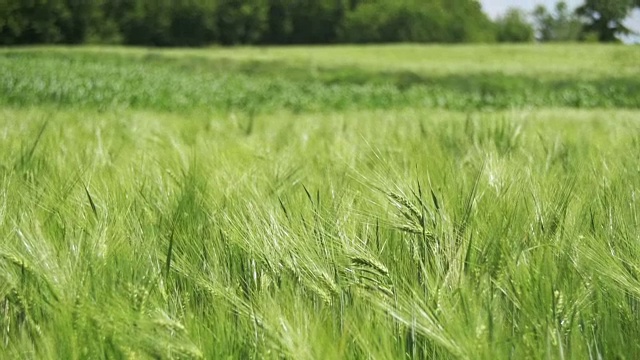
[1,45,640,359]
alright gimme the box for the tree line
[1,0,638,46]
[496,0,640,43]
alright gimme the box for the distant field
[1,45,639,113]
[4,44,638,77]
[1,46,640,359]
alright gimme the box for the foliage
[495,8,535,42]
[341,0,494,43]
[262,0,295,44]
[63,0,120,44]
[216,0,268,45]
[0,0,71,44]
[1,0,497,45]
[533,1,583,41]
[118,1,173,46]
[4,0,640,45]
[167,1,218,47]
[441,0,497,42]
[576,0,637,41]
[341,0,442,43]
[260,0,348,44]
[287,0,348,44]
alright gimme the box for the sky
[480,0,640,42]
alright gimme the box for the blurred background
[484,0,639,42]
[1,0,639,47]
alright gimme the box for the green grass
[1,46,639,113]
[6,44,638,78]
[1,45,640,359]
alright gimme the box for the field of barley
[1,44,640,359]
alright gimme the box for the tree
[262,0,294,44]
[0,0,28,45]
[341,0,494,43]
[442,0,496,42]
[533,1,582,41]
[216,0,269,45]
[0,0,71,44]
[341,0,446,43]
[169,1,218,46]
[62,0,123,44]
[495,8,534,42]
[287,0,347,44]
[119,1,173,46]
[576,0,636,41]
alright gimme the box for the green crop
[1,45,639,114]
[1,45,640,359]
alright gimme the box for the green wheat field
[1,45,640,359]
